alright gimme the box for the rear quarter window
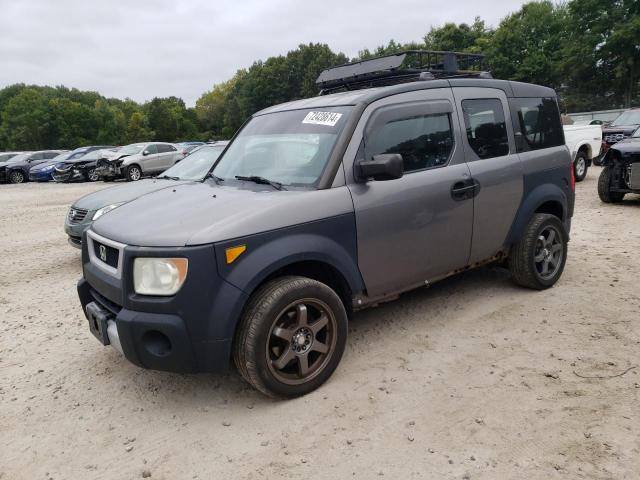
[511,97,564,152]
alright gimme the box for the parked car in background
[598,108,640,164]
[598,126,640,203]
[4,150,67,183]
[95,142,185,181]
[0,152,31,182]
[65,141,228,247]
[0,152,22,162]
[52,147,117,182]
[562,124,602,181]
[29,147,102,182]
[176,141,206,156]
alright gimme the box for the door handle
[451,179,480,201]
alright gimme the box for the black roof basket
[316,50,491,95]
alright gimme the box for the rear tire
[233,276,348,398]
[9,170,26,184]
[125,164,142,182]
[598,166,624,203]
[509,213,567,290]
[573,151,588,182]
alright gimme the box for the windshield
[160,145,225,180]
[633,127,640,138]
[119,143,146,155]
[213,107,352,188]
[74,149,107,161]
[611,110,640,126]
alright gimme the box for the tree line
[0,0,637,151]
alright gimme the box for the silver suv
[95,142,185,181]
[76,52,574,398]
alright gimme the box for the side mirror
[356,153,404,182]
[142,150,150,156]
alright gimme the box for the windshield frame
[210,106,355,190]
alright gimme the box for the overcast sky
[0,0,527,106]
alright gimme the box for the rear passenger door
[452,88,523,264]
[346,88,474,299]
[156,144,179,171]
[140,144,159,173]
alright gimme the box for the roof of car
[255,79,557,116]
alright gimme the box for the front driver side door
[345,88,474,299]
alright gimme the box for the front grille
[68,207,88,224]
[93,240,119,269]
[603,133,626,144]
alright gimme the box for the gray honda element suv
[77,52,574,398]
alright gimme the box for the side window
[157,144,174,153]
[29,153,44,161]
[461,99,509,160]
[512,97,564,152]
[44,151,58,159]
[144,144,158,155]
[366,112,454,173]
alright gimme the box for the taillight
[570,162,575,192]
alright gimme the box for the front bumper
[29,171,54,181]
[77,233,248,373]
[53,168,84,182]
[65,218,92,249]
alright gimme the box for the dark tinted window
[366,113,454,173]
[157,144,176,153]
[512,97,564,152]
[43,151,59,159]
[29,153,44,161]
[144,144,158,155]
[461,99,509,159]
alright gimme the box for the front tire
[86,168,100,182]
[509,213,568,290]
[9,170,26,184]
[573,151,588,182]
[233,276,348,398]
[598,166,624,203]
[125,164,142,182]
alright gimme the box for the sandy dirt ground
[1,170,639,480]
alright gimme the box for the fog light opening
[142,330,172,357]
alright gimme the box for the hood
[74,178,190,211]
[91,181,353,247]
[603,125,638,134]
[610,137,640,154]
[31,160,59,171]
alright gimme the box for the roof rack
[316,50,491,95]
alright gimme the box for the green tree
[486,1,567,88]
[424,18,492,53]
[562,0,640,109]
[0,88,50,149]
[125,111,154,143]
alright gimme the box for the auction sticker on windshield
[302,111,343,127]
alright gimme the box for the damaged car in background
[95,142,185,182]
[598,126,640,203]
[52,147,118,182]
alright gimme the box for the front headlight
[92,202,124,220]
[133,258,188,296]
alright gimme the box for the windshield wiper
[235,175,284,190]
[157,175,181,180]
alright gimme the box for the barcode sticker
[302,111,343,127]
